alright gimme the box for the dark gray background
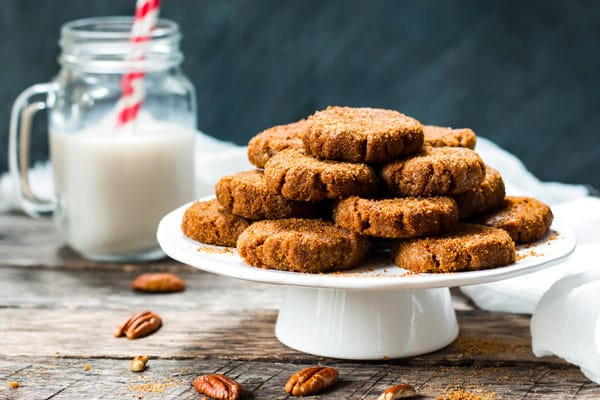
[1,0,599,188]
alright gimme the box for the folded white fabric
[191,131,252,198]
[531,271,600,384]
[473,137,589,204]
[0,161,54,213]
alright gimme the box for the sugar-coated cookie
[454,166,505,220]
[392,223,516,273]
[381,147,486,197]
[475,196,553,243]
[181,199,250,247]
[423,125,477,149]
[237,218,371,273]
[264,150,378,201]
[247,120,307,168]
[215,170,320,220]
[304,106,423,163]
[333,196,458,238]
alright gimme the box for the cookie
[247,120,307,168]
[264,149,378,201]
[333,196,458,238]
[381,146,486,197]
[392,223,516,273]
[181,199,250,247]
[304,106,424,163]
[215,170,320,220]
[423,125,477,149]
[237,218,371,273]
[454,166,506,220]
[475,196,553,243]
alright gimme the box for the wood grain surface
[0,213,598,399]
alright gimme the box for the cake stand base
[275,286,459,359]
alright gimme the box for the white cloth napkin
[531,270,600,384]
[1,132,598,383]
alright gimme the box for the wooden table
[0,213,597,399]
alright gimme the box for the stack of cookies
[181,106,553,274]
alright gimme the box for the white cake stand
[157,202,576,360]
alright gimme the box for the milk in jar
[50,121,195,260]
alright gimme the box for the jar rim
[61,16,179,41]
[58,16,183,71]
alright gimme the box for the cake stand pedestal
[276,286,457,359]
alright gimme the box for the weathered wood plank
[0,265,572,367]
[0,357,596,400]
[0,213,187,271]
[0,306,553,366]
[0,266,279,311]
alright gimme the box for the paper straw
[115,0,161,127]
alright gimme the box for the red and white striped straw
[115,0,161,127]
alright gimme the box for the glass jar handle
[9,83,57,217]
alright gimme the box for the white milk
[50,122,195,260]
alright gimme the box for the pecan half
[130,355,149,372]
[114,310,162,339]
[131,273,185,293]
[193,374,245,400]
[378,383,417,399]
[285,366,339,396]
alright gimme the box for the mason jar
[9,16,197,262]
